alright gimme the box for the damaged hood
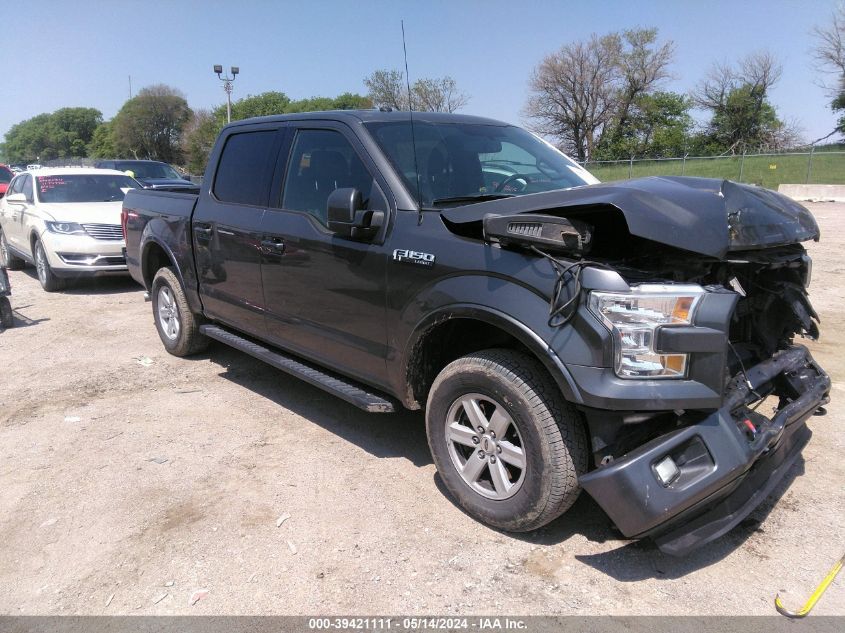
[442,176,820,259]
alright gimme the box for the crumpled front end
[579,345,830,555]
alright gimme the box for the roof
[225,109,512,130]
[21,167,129,177]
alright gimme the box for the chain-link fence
[580,149,845,189]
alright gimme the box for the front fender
[392,274,608,408]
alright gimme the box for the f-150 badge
[393,249,435,268]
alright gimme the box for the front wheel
[33,239,66,292]
[151,266,209,356]
[426,349,587,532]
[0,230,25,270]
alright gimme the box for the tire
[0,230,25,270]
[33,239,66,292]
[0,297,12,329]
[151,266,209,357]
[426,348,588,532]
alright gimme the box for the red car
[0,165,13,198]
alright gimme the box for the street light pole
[213,65,240,124]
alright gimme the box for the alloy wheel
[157,286,181,341]
[445,393,527,500]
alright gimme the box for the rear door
[259,123,392,386]
[193,125,285,337]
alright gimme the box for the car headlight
[45,221,86,235]
[588,284,705,379]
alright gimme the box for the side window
[21,175,34,202]
[213,130,278,206]
[7,176,22,196]
[281,129,373,225]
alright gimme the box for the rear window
[213,131,278,206]
[36,174,139,203]
[0,166,12,184]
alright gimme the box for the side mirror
[5,193,26,203]
[326,188,384,240]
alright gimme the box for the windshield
[36,174,139,203]
[0,166,12,184]
[114,161,182,180]
[364,121,597,207]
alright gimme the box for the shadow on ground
[205,342,432,467]
[19,268,142,296]
[193,341,810,579]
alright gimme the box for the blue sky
[1,0,840,151]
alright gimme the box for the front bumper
[579,345,830,556]
[40,231,127,275]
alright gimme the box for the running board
[199,324,396,413]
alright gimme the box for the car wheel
[0,230,25,270]
[151,266,209,357]
[426,348,587,532]
[33,239,66,292]
[0,297,12,328]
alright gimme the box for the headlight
[589,284,705,379]
[45,221,86,235]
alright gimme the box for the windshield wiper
[430,193,515,206]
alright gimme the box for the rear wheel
[151,266,209,356]
[0,230,25,270]
[33,239,66,292]
[426,348,587,532]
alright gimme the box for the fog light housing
[653,455,680,487]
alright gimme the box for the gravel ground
[0,203,843,616]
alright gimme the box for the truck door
[193,127,284,337]
[259,124,391,388]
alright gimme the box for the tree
[227,91,291,121]
[2,108,103,163]
[812,4,845,139]
[87,121,118,158]
[364,69,469,112]
[595,91,693,159]
[693,52,794,152]
[181,110,218,174]
[111,84,192,163]
[524,28,674,161]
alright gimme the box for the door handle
[261,238,285,253]
[194,224,212,240]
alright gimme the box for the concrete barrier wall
[778,184,845,202]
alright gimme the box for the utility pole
[213,65,239,123]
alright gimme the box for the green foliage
[833,89,845,135]
[87,121,118,159]
[2,108,102,163]
[595,92,693,159]
[182,110,219,175]
[705,84,783,152]
[112,84,192,163]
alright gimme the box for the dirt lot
[1,202,843,616]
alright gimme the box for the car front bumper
[40,231,127,276]
[579,345,830,556]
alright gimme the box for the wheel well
[142,242,173,289]
[406,318,549,409]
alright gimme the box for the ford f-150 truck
[122,110,830,555]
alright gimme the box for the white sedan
[0,167,140,291]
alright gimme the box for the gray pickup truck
[121,110,830,555]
